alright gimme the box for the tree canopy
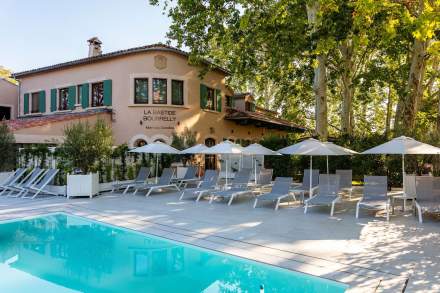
[150,0,440,141]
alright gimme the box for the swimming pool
[0,213,347,292]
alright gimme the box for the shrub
[0,123,16,171]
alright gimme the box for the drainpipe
[17,79,21,118]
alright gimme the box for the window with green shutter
[216,89,222,112]
[103,79,112,106]
[68,86,76,110]
[200,84,207,109]
[171,79,184,105]
[81,83,89,109]
[39,90,46,113]
[23,93,29,114]
[31,92,40,113]
[50,89,57,112]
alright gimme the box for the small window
[225,96,233,107]
[152,78,167,104]
[77,85,83,105]
[59,88,69,111]
[134,78,149,104]
[206,87,216,111]
[91,82,104,107]
[171,80,184,105]
[31,92,40,113]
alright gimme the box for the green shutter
[23,93,29,114]
[200,84,207,109]
[50,89,57,112]
[68,86,76,110]
[39,90,46,113]
[103,79,112,106]
[81,83,89,109]
[216,89,222,112]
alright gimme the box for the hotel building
[9,38,305,153]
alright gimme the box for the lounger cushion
[307,195,338,205]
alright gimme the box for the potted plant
[60,119,112,198]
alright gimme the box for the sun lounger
[356,176,390,221]
[304,174,341,216]
[0,168,27,195]
[111,167,150,194]
[391,174,417,212]
[132,168,180,197]
[175,166,199,188]
[22,169,60,199]
[336,169,353,198]
[179,170,219,201]
[290,169,319,201]
[208,168,252,205]
[255,169,273,187]
[7,168,45,197]
[253,177,293,210]
[414,176,440,223]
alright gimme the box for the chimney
[87,37,102,57]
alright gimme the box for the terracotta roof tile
[13,43,229,78]
[4,108,111,131]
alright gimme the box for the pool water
[0,213,347,292]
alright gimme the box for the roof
[12,43,230,78]
[225,109,307,132]
[4,108,111,131]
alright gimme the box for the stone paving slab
[0,191,437,292]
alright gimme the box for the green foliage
[58,119,112,174]
[0,123,16,171]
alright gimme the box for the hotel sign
[142,109,176,130]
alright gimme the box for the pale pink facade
[0,78,18,120]
[12,45,303,146]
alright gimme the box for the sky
[0,0,171,73]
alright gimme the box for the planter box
[67,173,99,199]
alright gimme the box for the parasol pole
[156,154,159,183]
[326,155,329,174]
[309,155,313,198]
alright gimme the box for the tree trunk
[399,38,428,134]
[307,1,328,139]
[339,40,354,136]
[385,85,393,138]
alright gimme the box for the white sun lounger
[132,168,180,197]
[208,168,252,205]
[175,166,199,188]
[253,177,293,210]
[336,169,353,198]
[179,170,219,201]
[22,169,60,199]
[290,169,319,201]
[7,168,45,197]
[304,174,341,216]
[0,168,27,195]
[111,167,150,194]
[414,176,440,223]
[356,176,390,221]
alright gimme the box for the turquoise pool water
[0,213,347,292]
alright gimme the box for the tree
[0,66,18,84]
[0,123,16,171]
[59,119,112,173]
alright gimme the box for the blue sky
[0,0,171,72]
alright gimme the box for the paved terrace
[0,188,439,292]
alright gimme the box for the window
[31,92,40,113]
[58,88,69,111]
[225,96,233,107]
[77,85,83,105]
[91,82,104,107]
[206,87,216,111]
[134,78,149,104]
[171,80,184,105]
[152,78,167,104]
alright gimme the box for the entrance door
[0,106,11,120]
[204,138,216,170]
